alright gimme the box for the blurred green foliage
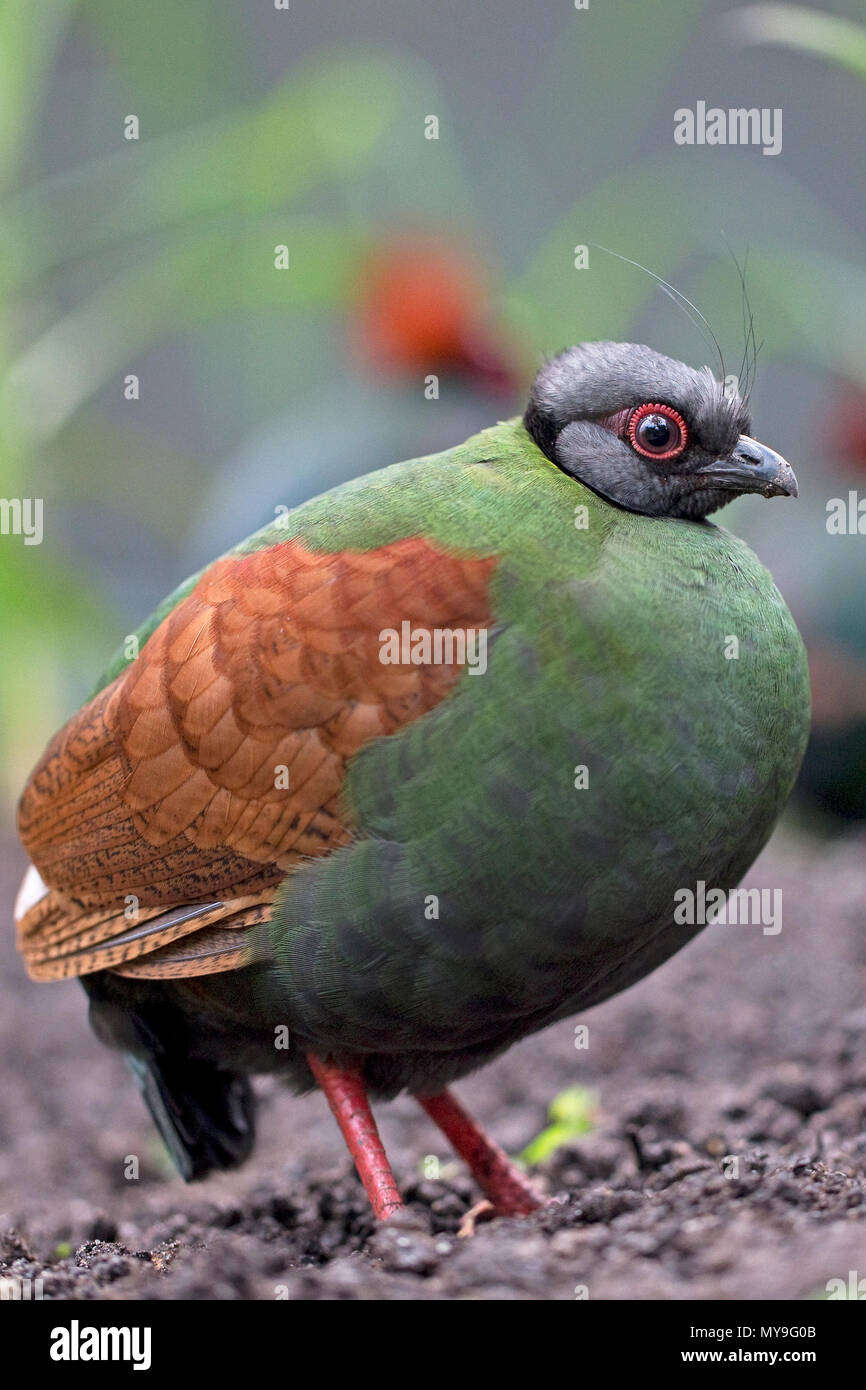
[732,4,866,79]
[521,1086,598,1167]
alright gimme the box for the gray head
[524,341,797,520]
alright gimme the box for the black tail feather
[125,1052,255,1181]
[85,977,256,1181]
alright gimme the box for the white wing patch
[14,864,49,923]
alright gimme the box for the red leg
[418,1089,544,1216]
[307,1053,403,1220]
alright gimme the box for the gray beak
[695,435,799,499]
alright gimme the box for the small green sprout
[520,1085,598,1166]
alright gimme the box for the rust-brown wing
[17,537,496,980]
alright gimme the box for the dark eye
[628,403,688,461]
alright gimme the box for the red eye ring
[628,403,688,461]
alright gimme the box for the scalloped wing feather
[16,537,496,979]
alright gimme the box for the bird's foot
[457,1200,496,1238]
[418,1088,545,1217]
[307,1053,403,1220]
[309,1055,546,1225]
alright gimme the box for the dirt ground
[1,827,864,1302]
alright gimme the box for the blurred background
[0,0,864,829]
